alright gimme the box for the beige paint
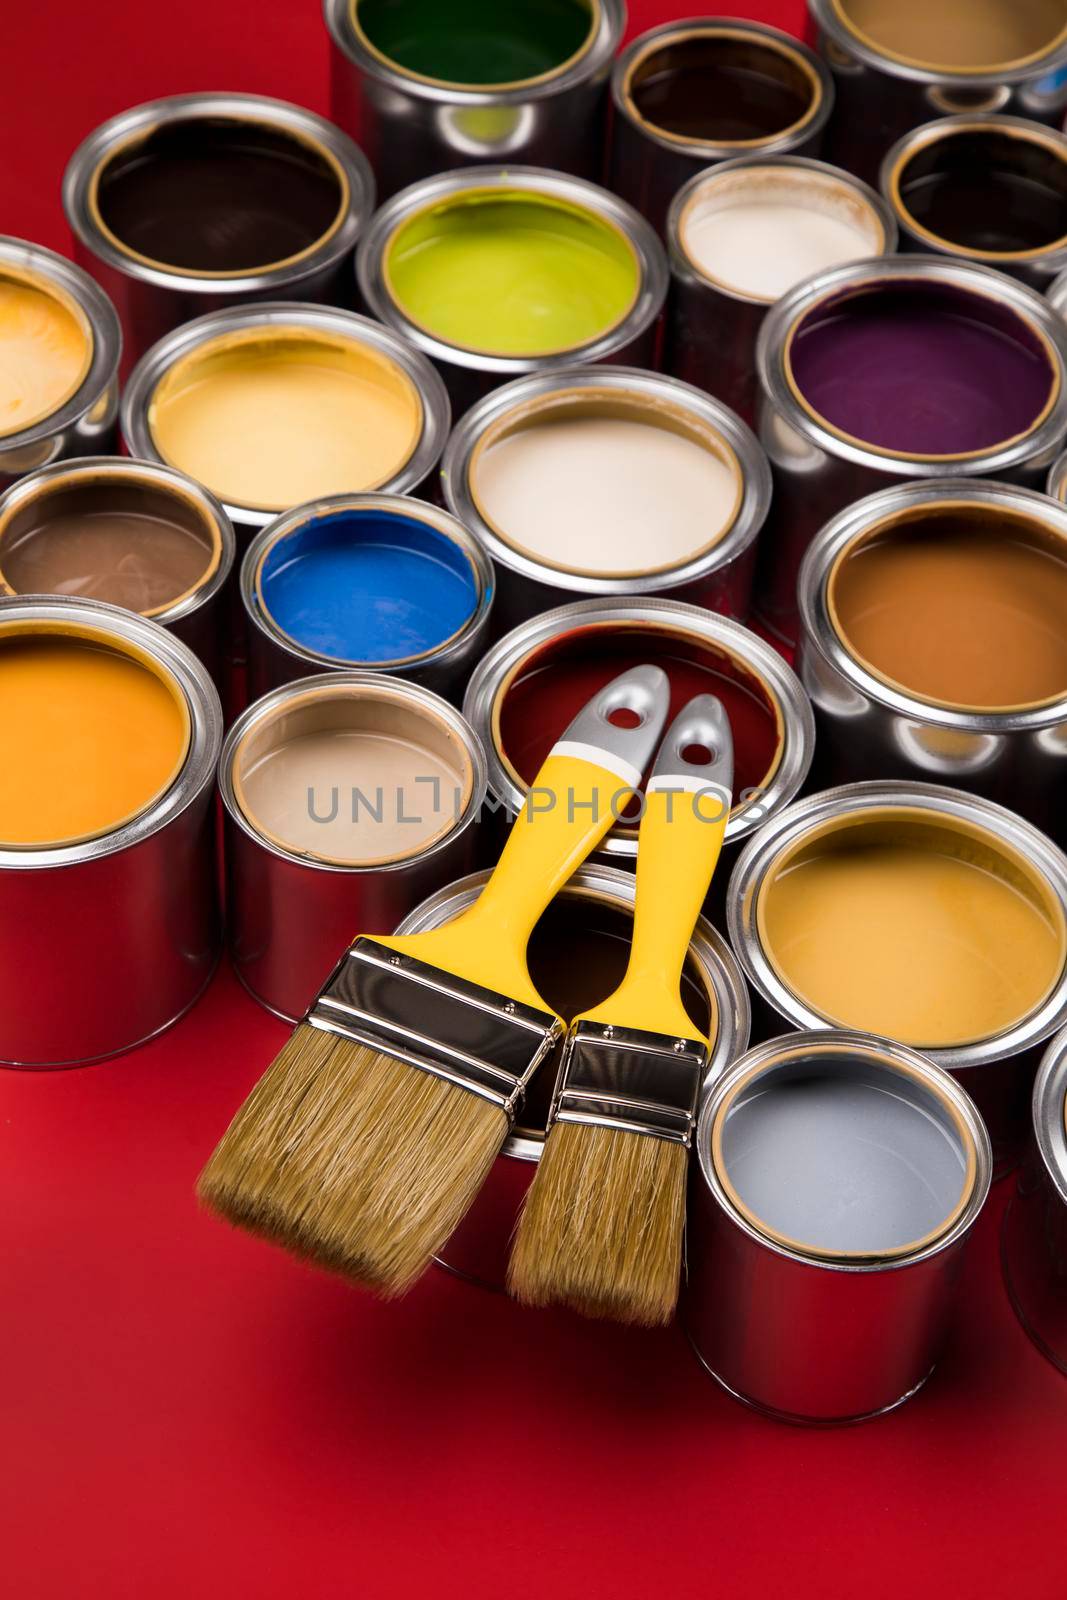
[148,328,423,512]
[834,0,1067,72]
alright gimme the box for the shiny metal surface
[686,1030,991,1424]
[0,238,121,492]
[324,0,625,199]
[356,166,668,414]
[807,0,1067,185]
[609,20,834,236]
[395,863,750,1289]
[241,492,494,705]
[727,780,1067,1174]
[755,255,1067,643]
[796,479,1067,843]
[1002,1029,1067,1374]
[1049,268,1067,316]
[1050,447,1067,500]
[665,154,896,426]
[441,365,772,632]
[0,596,222,1066]
[64,93,375,372]
[219,672,487,1022]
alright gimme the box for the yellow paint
[0,627,190,847]
[0,270,92,439]
[148,328,423,512]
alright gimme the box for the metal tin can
[64,92,375,373]
[0,456,235,685]
[0,595,222,1066]
[665,154,896,426]
[0,238,121,492]
[881,114,1067,286]
[796,479,1067,843]
[219,672,487,1021]
[1049,447,1067,502]
[687,1030,992,1423]
[727,780,1067,1174]
[392,862,750,1289]
[1048,268,1067,316]
[463,598,815,905]
[1002,1027,1067,1374]
[807,0,1067,186]
[241,493,494,703]
[324,0,625,199]
[755,255,1067,643]
[440,365,771,631]
[356,166,668,414]
[608,20,834,236]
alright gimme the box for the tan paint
[0,269,93,439]
[833,0,1067,73]
[148,327,423,513]
[758,810,1067,1047]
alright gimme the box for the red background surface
[2,3,1065,1596]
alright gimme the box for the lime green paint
[384,191,640,357]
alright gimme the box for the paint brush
[198,665,670,1294]
[508,695,734,1327]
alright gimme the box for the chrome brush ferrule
[551,1021,707,1146]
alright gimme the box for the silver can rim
[757,252,1067,474]
[0,236,122,452]
[880,113,1067,274]
[395,860,752,1161]
[668,151,899,307]
[356,165,669,378]
[62,91,376,294]
[1032,1028,1067,1204]
[441,363,772,595]
[797,476,1067,731]
[219,669,488,877]
[324,0,625,103]
[611,17,835,157]
[1048,266,1067,315]
[121,301,452,530]
[0,593,222,870]
[694,1028,992,1273]
[1048,447,1067,500]
[0,454,237,625]
[462,595,815,854]
[727,778,1067,1071]
[808,0,1067,87]
[240,490,494,673]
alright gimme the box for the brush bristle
[507,1122,687,1327]
[198,1023,508,1295]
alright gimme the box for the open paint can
[807,0,1067,185]
[882,114,1067,285]
[393,863,750,1289]
[687,1030,991,1423]
[609,20,833,236]
[666,155,895,425]
[463,598,814,904]
[242,493,493,702]
[64,92,375,372]
[325,0,624,199]
[797,479,1067,843]
[356,166,667,412]
[1048,268,1067,316]
[1002,1027,1067,1375]
[727,780,1067,1173]
[441,366,771,631]
[0,456,235,684]
[0,595,222,1065]
[755,256,1067,643]
[1048,448,1067,500]
[0,237,120,492]
[220,672,486,1020]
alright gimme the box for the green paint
[355,0,594,85]
[385,191,640,357]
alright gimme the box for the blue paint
[257,509,480,664]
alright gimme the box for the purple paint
[789,283,1055,456]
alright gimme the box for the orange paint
[0,629,189,847]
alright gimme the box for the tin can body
[608,21,834,236]
[0,597,222,1067]
[391,864,750,1290]
[64,93,375,374]
[1002,1031,1067,1375]
[686,1033,992,1423]
[325,0,625,199]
